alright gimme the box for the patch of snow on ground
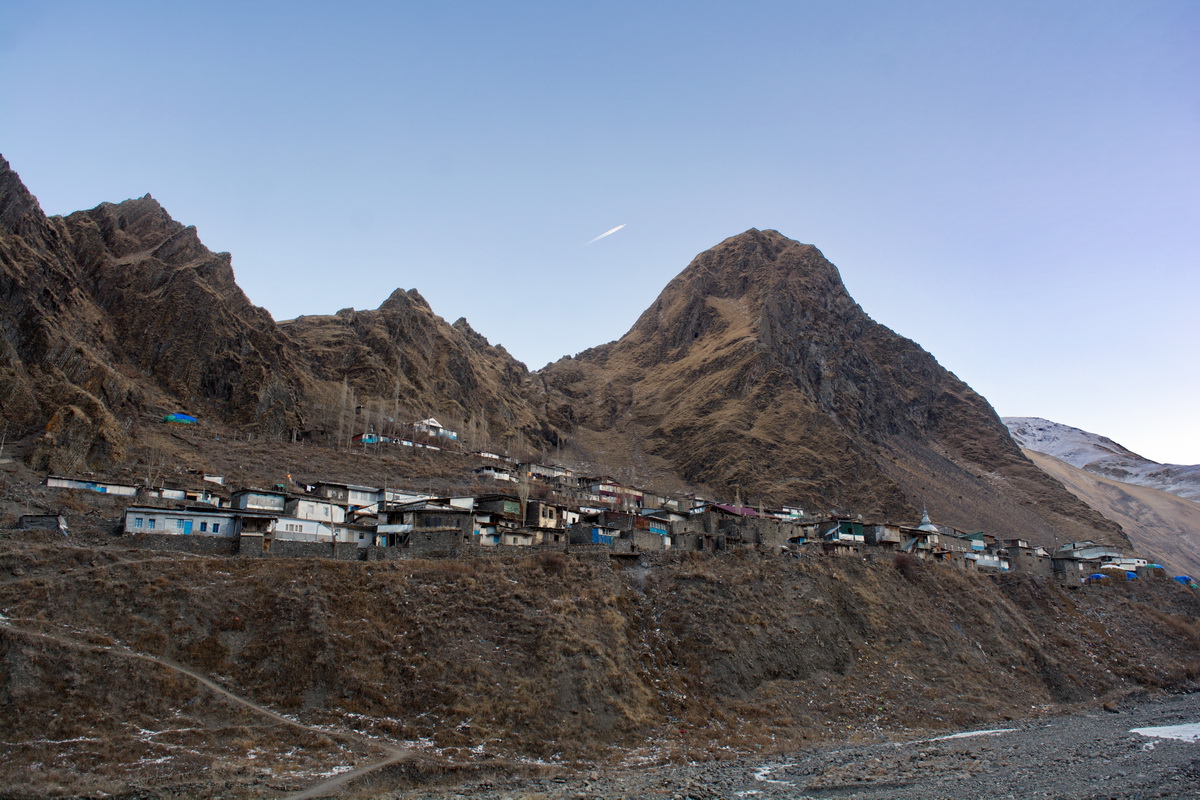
[1130,723,1200,742]
[930,727,1018,741]
[752,764,794,785]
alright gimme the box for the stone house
[17,514,68,533]
[525,499,568,544]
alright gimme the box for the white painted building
[46,476,139,496]
[313,482,382,508]
[475,465,516,482]
[285,497,347,524]
[145,486,223,506]
[123,506,238,537]
[231,489,287,513]
[414,417,458,440]
[272,516,354,543]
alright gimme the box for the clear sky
[2,1,1197,464]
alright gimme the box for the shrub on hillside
[893,553,919,580]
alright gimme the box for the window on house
[133,517,144,528]
[147,519,156,529]
[174,519,186,530]
[212,523,219,533]
[200,522,207,532]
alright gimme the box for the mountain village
[18,415,1174,586]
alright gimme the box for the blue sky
[2,1,1197,463]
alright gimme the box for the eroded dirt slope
[0,540,1197,797]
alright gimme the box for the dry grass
[1,542,1199,797]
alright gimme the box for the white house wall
[123,507,238,537]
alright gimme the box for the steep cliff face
[0,158,137,470]
[0,158,309,470]
[544,229,1124,545]
[0,157,559,467]
[61,196,310,429]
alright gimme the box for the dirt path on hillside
[0,616,415,797]
[280,749,413,800]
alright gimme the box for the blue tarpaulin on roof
[163,413,197,424]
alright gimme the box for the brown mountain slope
[1023,448,1200,577]
[280,292,557,452]
[0,157,555,469]
[544,229,1124,547]
[0,159,1132,547]
[62,195,311,430]
[0,157,311,471]
[0,157,140,470]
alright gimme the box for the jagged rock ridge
[278,289,556,450]
[0,157,310,472]
[0,157,555,471]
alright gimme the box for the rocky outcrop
[0,157,309,468]
[1,157,136,470]
[61,196,310,430]
[279,290,556,450]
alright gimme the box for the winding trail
[280,748,412,800]
[0,616,414,798]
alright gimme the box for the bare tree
[517,469,532,529]
[335,377,349,450]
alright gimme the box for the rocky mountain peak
[63,194,191,263]
[542,229,1124,545]
[452,317,492,350]
[667,228,843,302]
[0,157,51,239]
[378,287,431,314]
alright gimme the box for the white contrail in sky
[585,223,627,246]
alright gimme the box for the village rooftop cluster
[22,417,1171,584]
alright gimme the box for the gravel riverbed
[394,692,1200,800]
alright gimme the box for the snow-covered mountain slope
[1004,417,1200,503]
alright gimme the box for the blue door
[181,520,193,535]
